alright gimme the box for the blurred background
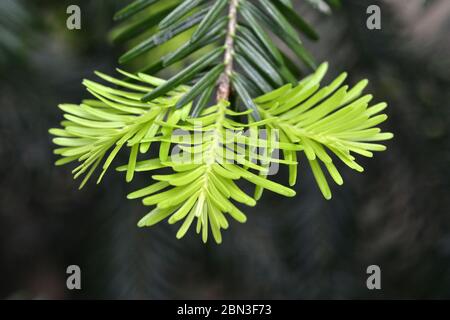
[0,0,449,299]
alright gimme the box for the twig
[216,0,239,101]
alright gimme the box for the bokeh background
[1,0,449,299]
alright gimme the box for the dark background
[1,0,449,299]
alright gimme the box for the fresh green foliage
[50,0,392,243]
[50,70,191,188]
[50,63,392,242]
[255,62,393,199]
[121,100,299,243]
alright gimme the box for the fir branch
[49,0,393,244]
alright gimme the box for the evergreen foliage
[50,0,392,243]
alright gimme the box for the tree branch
[216,0,239,101]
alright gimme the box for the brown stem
[216,0,239,101]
